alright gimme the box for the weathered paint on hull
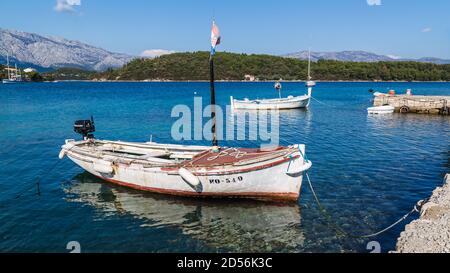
[66,147,306,202]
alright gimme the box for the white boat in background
[230,50,316,110]
[231,92,312,110]
[373,92,386,97]
[2,53,24,84]
[367,105,395,114]
[60,21,312,202]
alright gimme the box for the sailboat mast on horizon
[306,49,316,99]
[2,51,23,84]
[7,53,10,80]
[308,49,311,80]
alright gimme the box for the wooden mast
[210,20,220,148]
[308,49,311,81]
[210,54,218,147]
[6,52,10,80]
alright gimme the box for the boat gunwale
[64,141,304,176]
[233,95,310,104]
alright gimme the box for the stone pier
[395,174,450,253]
[373,95,450,115]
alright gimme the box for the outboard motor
[74,116,95,140]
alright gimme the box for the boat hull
[63,141,309,202]
[2,79,23,84]
[367,105,395,114]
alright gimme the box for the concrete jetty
[395,174,450,253]
[373,95,450,115]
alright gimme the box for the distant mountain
[414,57,450,65]
[285,50,450,64]
[0,28,135,71]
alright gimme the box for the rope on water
[291,145,425,238]
[310,96,335,107]
[8,145,78,201]
[13,159,63,199]
[304,171,427,239]
[310,96,369,110]
[13,181,41,199]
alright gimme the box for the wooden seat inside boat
[80,141,198,164]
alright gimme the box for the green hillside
[43,68,97,80]
[99,51,450,81]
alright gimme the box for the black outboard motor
[74,116,95,140]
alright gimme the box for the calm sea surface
[0,81,449,253]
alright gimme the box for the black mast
[210,54,218,147]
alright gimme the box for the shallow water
[0,81,448,253]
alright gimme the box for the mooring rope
[6,145,78,202]
[310,96,335,107]
[289,144,426,239]
[311,96,370,110]
[304,171,426,239]
[13,159,64,200]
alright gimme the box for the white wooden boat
[60,22,312,202]
[231,51,316,110]
[367,105,395,114]
[231,89,312,110]
[60,139,311,202]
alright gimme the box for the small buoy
[274,81,282,90]
[179,168,200,186]
[58,150,66,160]
[399,105,410,113]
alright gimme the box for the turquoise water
[0,81,449,253]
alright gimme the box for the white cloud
[367,0,381,6]
[54,0,81,13]
[387,54,402,60]
[421,27,432,33]
[141,49,176,58]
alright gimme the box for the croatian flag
[210,21,221,55]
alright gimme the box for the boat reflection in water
[229,108,312,146]
[64,172,305,252]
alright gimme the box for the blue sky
[0,0,449,58]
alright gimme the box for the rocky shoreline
[396,174,450,253]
